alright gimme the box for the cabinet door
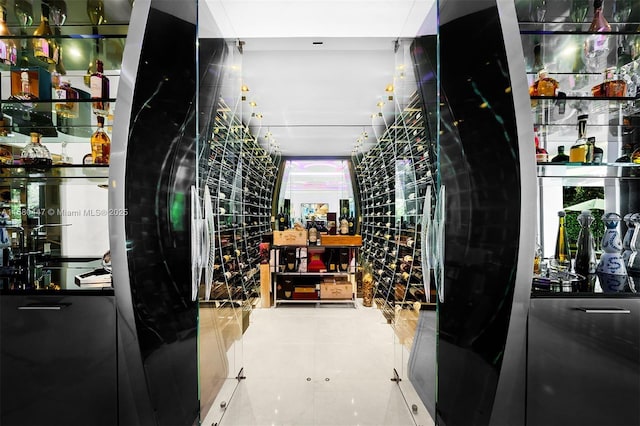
[528,297,640,426]
[0,294,117,426]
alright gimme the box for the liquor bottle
[589,137,603,164]
[33,1,56,64]
[90,59,110,116]
[87,0,105,26]
[534,239,543,274]
[9,71,38,113]
[551,146,570,163]
[589,0,611,32]
[621,213,635,265]
[575,210,597,276]
[569,114,590,163]
[592,67,627,97]
[530,69,559,97]
[534,127,548,162]
[308,216,318,245]
[0,3,16,66]
[348,210,355,235]
[21,132,52,165]
[617,143,634,162]
[53,78,79,118]
[584,0,611,73]
[49,0,67,75]
[277,207,286,231]
[597,212,627,276]
[554,210,572,272]
[90,116,110,164]
[570,0,590,23]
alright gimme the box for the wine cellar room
[1,1,640,426]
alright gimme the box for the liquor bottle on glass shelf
[21,132,52,166]
[553,210,572,274]
[32,0,57,64]
[90,59,110,117]
[569,114,591,163]
[90,116,110,164]
[534,127,548,162]
[597,212,628,291]
[575,210,597,277]
[592,67,627,97]
[589,137,603,164]
[584,0,611,73]
[0,3,16,66]
[551,146,570,163]
[53,78,79,119]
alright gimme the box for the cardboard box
[320,282,352,299]
[321,234,362,246]
[273,229,307,246]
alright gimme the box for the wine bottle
[554,210,572,272]
[339,207,349,235]
[348,210,355,235]
[277,207,285,231]
[308,216,318,245]
[90,116,110,164]
[90,59,110,116]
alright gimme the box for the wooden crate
[273,229,307,246]
[320,282,352,299]
[321,234,362,246]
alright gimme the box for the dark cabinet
[0,292,117,426]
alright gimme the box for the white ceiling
[200,0,436,157]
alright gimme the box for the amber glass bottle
[90,116,110,164]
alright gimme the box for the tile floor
[202,301,434,426]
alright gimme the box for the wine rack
[199,97,279,309]
[352,91,435,324]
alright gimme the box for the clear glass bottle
[32,1,56,64]
[90,116,110,164]
[569,114,590,163]
[90,59,110,116]
[554,210,572,272]
[551,146,570,163]
[21,132,52,165]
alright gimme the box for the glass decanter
[21,132,52,166]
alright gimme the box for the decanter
[597,212,627,275]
